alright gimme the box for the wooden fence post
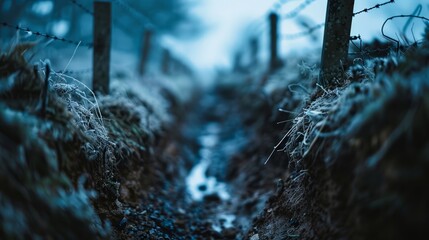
[93,0,111,95]
[250,36,259,66]
[233,51,243,72]
[138,29,153,75]
[319,0,355,87]
[269,12,279,71]
[161,48,171,75]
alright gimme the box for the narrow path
[116,88,242,239]
[119,85,282,239]
[176,86,281,239]
[183,90,249,236]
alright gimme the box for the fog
[163,0,428,73]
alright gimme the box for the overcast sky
[162,0,428,73]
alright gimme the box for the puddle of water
[185,123,230,201]
[185,159,231,201]
[185,122,238,233]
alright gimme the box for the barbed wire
[381,14,429,52]
[280,0,397,40]
[249,0,297,36]
[66,0,93,16]
[57,68,92,75]
[0,22,93,48]
[282,0,316,19]
[353,0,395,17]
[349,35,362,52]
[65,0,140,38]
[271,0,307,12]
[350,35,361,41]
[271,0,292,12]
[282,23,324,39]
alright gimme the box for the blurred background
[0,0,428,77]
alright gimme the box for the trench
[180,90,251,237]
[174,87,277,239]
[119,83,281,239]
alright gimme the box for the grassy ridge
[0,43,189,239]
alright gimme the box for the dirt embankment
[0,43,215,239]
[237,28,429,240]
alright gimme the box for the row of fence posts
[91,1,188,96]
[241,0,355,88]
[93,0,355,95]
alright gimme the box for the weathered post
[319,0,355,87]
[269,12,279,71]
[171,58,180,75]
[138,29,153,75]
[161,48,171,75]
[250,36,259,66]
[93,0,111,95]
[170,57,180,75]
[233,51,243,72]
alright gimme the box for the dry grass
[254,26,429,239]
[0,40,178,238]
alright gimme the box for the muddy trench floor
[114,88,284,239]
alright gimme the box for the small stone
[177,208,186,214]
[250,234,259,240]
[124,209,131,215]
[115,199,123,208]
[118,217,127,230]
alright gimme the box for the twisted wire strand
[57,68,93,75]
[271,0,293,12]
[0,22,93,48]
[353,0,395,17]
[282,0,316,19]
[66,0,93,16]
[281,0,396,40]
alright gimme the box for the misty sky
[162,0,428,72]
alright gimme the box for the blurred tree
[116,0,202,38]
[0,0,201,39]
[0,0,199,74]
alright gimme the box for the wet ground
[3,34,429,240]
[114,85,286,239]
